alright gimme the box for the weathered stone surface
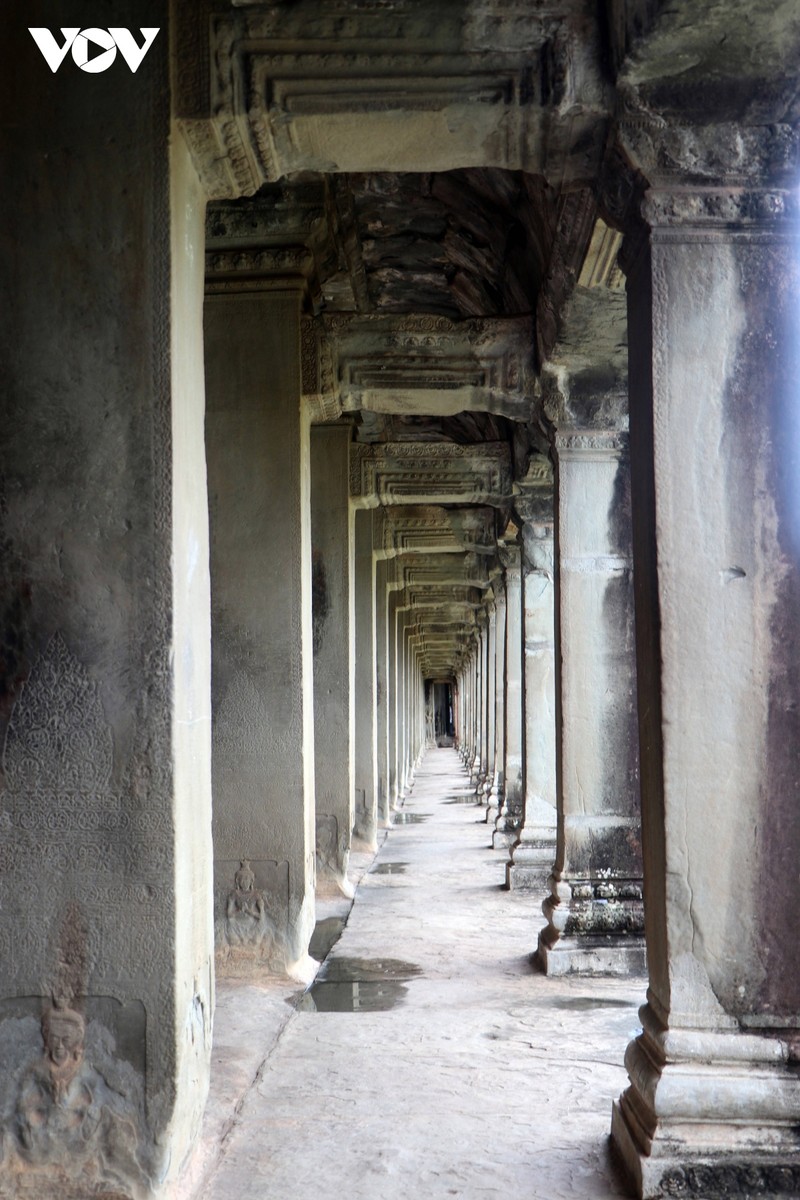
[311,427,354,895]
[612,195,800,1194]
[206,291,316,982]
[0,18,214,1195]
[507,472,557,892]
[538,426,643,975]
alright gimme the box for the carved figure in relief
[10,996,143,1192]
[226,860,267,929]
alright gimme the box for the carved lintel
[327,314,535,420]
[349,442,513,507]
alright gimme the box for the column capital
[498,542,522,579]
[205,180,337,307]
[541,366,629,436]
[641,185,800,237]
[553,428,628,461]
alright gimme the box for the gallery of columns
[1,1,799,1197]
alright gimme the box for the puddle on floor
[370,862,408,875]
[391,812,430,825]
[548,996,638,1011]
[308,917,346,961]
[296,980,409,1012]
[444,796,481,805]
[297,956,423,1013]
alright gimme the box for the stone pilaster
[486,586,506,826]
[483,592,498,804]
[0,25,213,1192]
[493,543,524,848]
[311,425,354,898]
[609,178,800,1197]
[375,558,392,826]
[206,286,316,982]
[352,507,379,848]
[537,424,643,974]
[507,471,557,892]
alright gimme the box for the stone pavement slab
[178,749,646,1200]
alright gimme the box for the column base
[491,827,517,850]
[505,832,555,891]
[506,861,551,891]
[611,1007,800,1198]
[536,930,646,975]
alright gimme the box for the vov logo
[29,27,160,73]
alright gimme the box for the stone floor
[176,748,647,1200]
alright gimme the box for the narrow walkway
[181,749,646,1200]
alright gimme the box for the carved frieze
[301,318,341,422]
[381,506,496,557]
[349,442,513,508]
[324,314,534,420]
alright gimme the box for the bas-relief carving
[0,986,152,1199]
[215,859,291,977]
[315,814,349,881]
[0,634,165,1196]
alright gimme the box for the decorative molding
[577,218,625,289]
[349,442,513,507]
[617,108,800,188]
[326,314,534,420]
[659,1163,800,1197]
[643,187,800,230]
[301,318,341,422]
[554,429,627,458]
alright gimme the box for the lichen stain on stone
[311,547,329,657]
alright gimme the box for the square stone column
[375,559,392,826]
[507,486,557,892]
[493,544,524,848]
[468,628,484,786]
[611,185,800,1197]
[351,507,379,848]
[387,590,403,808]
[311,425,354,897]
[206,288,316,982]
[486,589,507,825]
[480,600,498,801]
[0,20,213,1194]
[537,426,643,975]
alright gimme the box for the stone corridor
[181,749,645,1200]
[4,4,800,1196]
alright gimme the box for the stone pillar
[375,559,391,826]
[537,422,643,975]
[493,545,524,848]
[352,507,378,847]
[468,630,482,785]
[480,603,496,800]
[206,285,316,983]
[610,183,800,1195]
[0,20,213,1193]
[486,588,507,825]
[507,476,557,892]
[387,594,403,808]
[311,425,354,897]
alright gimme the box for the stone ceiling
[196,0,800,676]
